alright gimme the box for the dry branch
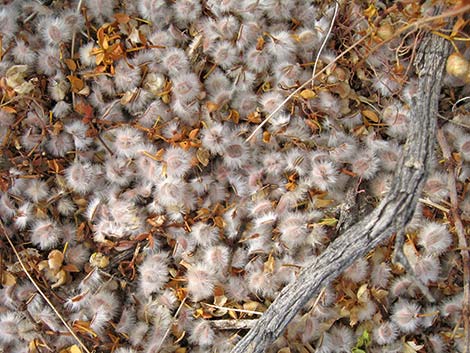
[210,319,257,330]
[231,26,451,353]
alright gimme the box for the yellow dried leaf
[277,348,291,353]
[300,89,316,100]
[64,58,77,71]
[206,101,219,112]
[256,36,265,50]
[30,338,51,353]
[371,288,388,301]
[264,254,275,274]
[89,252,109,268]
[362,109,379,123]
[51,269,68,288]
[243,301,260,313]
[214,294,227,307]
[263,131,271,143]
[213,215,225,228]
[349,306,359,326]
[162,93,171,104]
[357,283,369,303]
[1,271,16,286]
[67,75,84,92]
[247,111,262,123]
[95,52,105,65]
[196,148,210,166]
[179,140,191,150]
[317,217,338,226]
[69,345,82,353]
[1,106,16,113]
[38,259,49,271]
[315,198,334,208]
[188,128,199,140]
[403,341,424,353]
[228,310,238,320]
[120,90,134,105]
[48,249,64,272]
[363,4,377,19]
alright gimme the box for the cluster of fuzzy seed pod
[0,1,468,352]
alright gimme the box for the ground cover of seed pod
[0,1,469,353]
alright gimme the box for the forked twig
[0,220,92,353]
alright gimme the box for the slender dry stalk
[202,303,264,316]
[155,296,187,351]
[310,1,339,88]
[70,0,84,109]
[210,319,257,330]
[0,220,92,353]
[437,129,470,353]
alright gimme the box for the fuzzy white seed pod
[310,160,338,191]
[222,139,249,169]
[260,91,285,115]
[373,321,399,345]
[65,160,97,194]
[163,146,192,178]
[24,179,49,202]
[162,48,190,76]
[412,254,440,284]
[113,126,144,158]
[370,262,392,288]
[114,61,141,91]
[343,258,369,283]
[39,17,72,46]
[457,134,470,161]
[418,222,452,256]
[31,219,61,250]
[351,150,380,180]
[85,0,117,22]
[186,263,216,301]
[172,0,202,26]
[172,72,201,103]
[391,299,421,333]
[11,40,37,65]
[210,41,239,70]
[189,320,215,347]
[79,42,96,67]
[0,312,24,344]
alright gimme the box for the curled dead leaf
[48,249,64,273]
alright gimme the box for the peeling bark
[230,31,451,353]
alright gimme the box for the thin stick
[70,0,84,109]
[418,197,450,213]
[209,319,257,330]
[437,129,470,353]
[202,303,264,316]
[155,296,187,351]
[311,1,339,88]
[0,221,92,353]
[245,33,370,142]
